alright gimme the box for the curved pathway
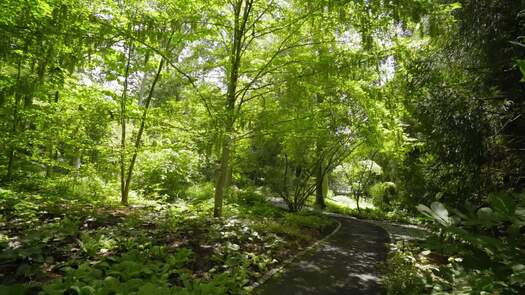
[257,216,390,295]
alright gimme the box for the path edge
[246,218,342,292]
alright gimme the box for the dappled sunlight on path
[257,217,389,295]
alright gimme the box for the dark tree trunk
[214,138,231,217]
[315,160,326,209]
[6,149,15,181]
[120,40,134,205]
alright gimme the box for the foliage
[369,182,397,210]
[333,159,383,211]
[383,248,430,295]
[283,212,334,233]
[325,198,418,225]
[414,193,525,294]
[0,0,523,293]
[0,186,337,293]
[135,148,204,199]
[184,182,215,203]
[389,0,525,206]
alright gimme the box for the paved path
[257,217,390,295]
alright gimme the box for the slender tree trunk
[213,0,253,217]
[225,165,233,188]
[73,150,81,170]
[6,149,15,181]
[120,41,133,205]
[214,138,231,217]
[313,4,330,210]
[322,167,328,199]
[282,154,289,197]
[122,58,164,204]
[45,91,60,178]
[356,192,361,212]
[315,159,327,209]
[5,60,23,182]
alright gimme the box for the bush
[383,249,430,295]
[370,182,397,210]
[325,199,416,224]
[227,186,283,218]
[284,211,334,232]
[135,149,203,198]
[184,182,214,203]
[415,192,525,293]
[257,219,310,242]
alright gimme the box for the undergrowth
[0,186,335,294]
[324,198,420,224]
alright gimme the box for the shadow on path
[257,217,390,295]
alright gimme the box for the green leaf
[476,207,494,220]
[517,60,525,82]
[69,286,82,295]
[80,286,96,295]
[416,202,453,226]
[102,276,120,292]
[511,264,525,286]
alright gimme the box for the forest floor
[0,187,339,294]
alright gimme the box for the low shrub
[257,220,310,242]
[135,149,204,198]
[383,249,430,295]
[325,199,417,224]
[369,182,397,211]
[284,211,334,232]
[184,182,214,203]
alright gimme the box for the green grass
[325,197,419,224]
[328,195,375,210]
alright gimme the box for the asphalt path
[257,216,390,295]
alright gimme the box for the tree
[204,0,314,217]
[0,0,95,182]
[334,156,382,212]
[93,0,195,204]
[390,0,525,206]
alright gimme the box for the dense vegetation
[1,0,524,294]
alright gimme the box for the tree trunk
[355,192,361,213]
[5,61,22,182]
[6,149,15,181]
[315,159,327,209]
[73,151,81,170]
[225,164,233,188]
[122,58,164,205]
[120,41,134,205]
[214,137,231,217]
[213,0,253,217]
[322,168,328,200]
